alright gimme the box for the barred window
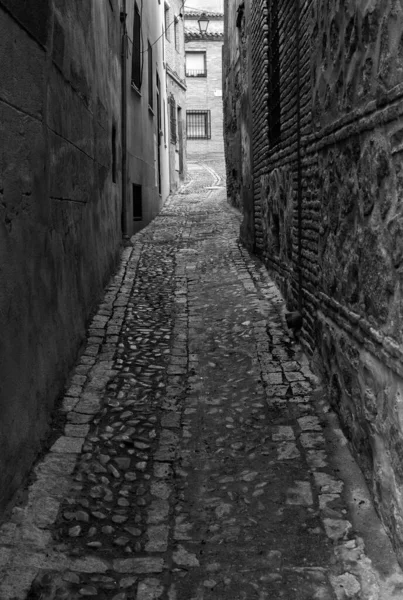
[185,51,207,77]
[170,96,177,143]
[268,0,281,146]
[131,3,141,89]
[186,110,211,139]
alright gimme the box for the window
[133,184,142,221]
[169,96,177,143]
[268,0,281,146]
[174,17,179,51]
[164,4,170,41]
[186,51,207,77]
[186,110,211,139]
[148,41,153,110]
[132,3,141,89]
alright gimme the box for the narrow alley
[0,164,402,600]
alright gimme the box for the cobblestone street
[1,163,403,599]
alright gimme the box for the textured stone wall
[223,0,254,247]
[307,0,403,564]
[243,0,403,564]
[0,0,121,513]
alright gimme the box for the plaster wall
[0,0,121,512]
[126,0,169,235]
[165,0,187,192]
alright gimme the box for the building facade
[185,9,225,160]
[224,0,403,565]
[164,1,187,192]
[125,0,170,235]
[0,0,122,513]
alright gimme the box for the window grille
[131,3,141,89]
[186,110,211,139]
[148,41,153,109]
[268,0,281,146]
[133,184,142,221]
[170,96,177,143]
[185,51,207,77]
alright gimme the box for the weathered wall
[165,1,187,192]
[223,0,254,248]
[307,0,403,565]
[0,0,122,512]
[126,0,169,235]
[243,0,403,564]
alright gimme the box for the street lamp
[198,12,210,34]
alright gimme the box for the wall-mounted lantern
[198,12,210,34]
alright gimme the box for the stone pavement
[1,162,403,599]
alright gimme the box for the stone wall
[223,0,254,247]
[237,0,403,564]
[307,0,403,565]
[0,0,121,513]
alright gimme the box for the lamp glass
[198,13,210,33]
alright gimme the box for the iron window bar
[186,110,211,139]
[185,69,207,77]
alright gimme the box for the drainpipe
[121,1,129,240]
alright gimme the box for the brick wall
[239,0,403,565]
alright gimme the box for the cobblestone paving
[1,162,403,599]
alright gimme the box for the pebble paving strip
[0,163,391,599]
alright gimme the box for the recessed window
[148,41,153,110]
[133,184,142,221]
[268,0,281,146]
[186,110,211,139]
[185,51,207,77]
[164,4,170,41]
[131,3,141,89]
[174,18,179,51]
[169,95,177,143]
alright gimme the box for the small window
[133,184,142,221]
[186,110,211,139]
[132,3,141,89]
[185,51,207,77]
[148,41,153,110]
[169,96,177,143]
[164,4,170,41]
[174,18,179,51]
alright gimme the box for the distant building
[125,0,170,234]
[184,9,224,160]
[164,0,187,192]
